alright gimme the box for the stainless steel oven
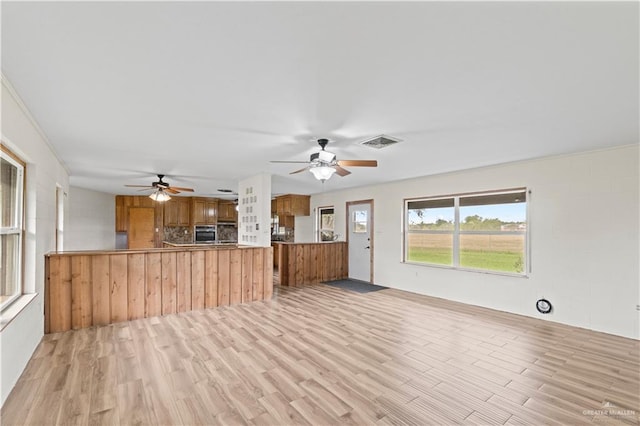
[194,225,217,244]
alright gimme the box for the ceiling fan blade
[290,167,309,175]
[165,188,180,194]
[334,165,352,177]
[137,188,153,192]
[125,184,154,188]
[337,160,378,167]
[271,160,310,164]
[169,186,194,192]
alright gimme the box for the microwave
[194,225,217,244]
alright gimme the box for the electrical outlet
[636,304,640,311]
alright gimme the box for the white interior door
[348,201,372,282]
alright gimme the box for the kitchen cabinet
[218,200,237,223]
[272,243,279,268]
[115,195,159,232]
[115,195,164,247]
[275,194,310,216]
[164,197,190,227]
[115,195,126,232]
[278,214,295,229]
[276,196,290,216]
[191,197,218,225]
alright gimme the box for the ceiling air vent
[360,134,401,149]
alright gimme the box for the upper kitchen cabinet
[218,200,238,223]
[164,197,191,227]
[275,194,310,216]
[191,197,218,225]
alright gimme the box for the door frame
[345,199,374,283]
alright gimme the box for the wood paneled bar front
[44,245,273,333]
[275,241,348,287]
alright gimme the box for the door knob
[365,246,370,249]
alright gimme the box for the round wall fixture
[536,298,553,314]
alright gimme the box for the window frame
[404,188,529,277]
[1,144,26,310]
[317,205,335,242]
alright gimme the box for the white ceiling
[2,1,638,197]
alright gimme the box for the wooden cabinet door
[205,199,218,224]
[115,196,127,231]
[218,201,237,222]
[177,198,190,226]
[282,197,292,215]
[218,203,227,221]
[272,243,279,267]
[228,203,236,221]
[192,199,206,225]
[275,195,309,216]
[278,214,294,229]
[166,198,191,226]
[291,195,310,216]
[163,200,177,226]
[128,207,156,249]
[276,196,286,215]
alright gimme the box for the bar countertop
[163,241,239,248]
[271,241,346,245]
[45,243,255,257]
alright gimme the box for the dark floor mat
[322,279,388,293]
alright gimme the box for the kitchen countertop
[46,244,251,256]
[163,241,238,247]
[271,241,346,244]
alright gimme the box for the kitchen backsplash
[271,228,294,242]
[164,226,192,243]
[165,225,237,243]
[218,224,238,242]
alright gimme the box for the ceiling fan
[271,139,378,181]
[208,188,239,198]
[203,189,240,204]
[125,174,194,201]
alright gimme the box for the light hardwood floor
[2,284,639,425]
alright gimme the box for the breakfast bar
[274,241,348,287]
[44,245,272,333]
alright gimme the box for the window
[317,206,335,241]
[352,210,368,233]
[1,145,25,309]
[405,189,527,275]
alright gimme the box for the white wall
[0,76,69,406]
[299,145,639,339]
[238,173,272,247]
[66,186,115,251]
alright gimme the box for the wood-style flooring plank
[3,284,639,425]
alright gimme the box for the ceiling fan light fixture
[149,189,171,202]
[311,150,336,164]
[309,165,336,181]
